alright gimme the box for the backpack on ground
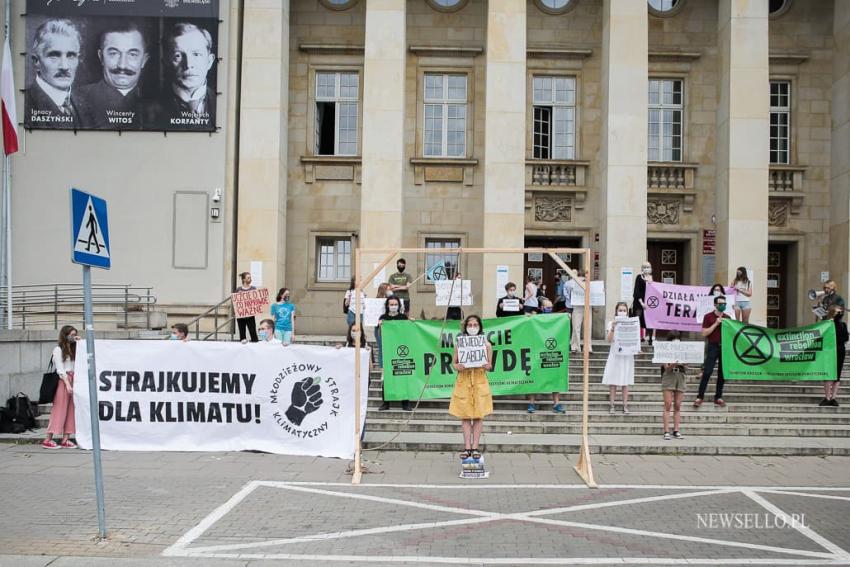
[5,393,37,431]
[0,406,26,434]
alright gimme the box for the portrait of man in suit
[157,22,216,129]
[25,19,90,129]
[78,21,151,129]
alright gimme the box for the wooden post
[352,251,397,485]
[574,250,597,487]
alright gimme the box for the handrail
[0,283,157,330]
[186,295,234,341]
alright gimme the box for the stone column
[235,0,290,293]
[599,0,648,311]
[715,0,769,323]
[482,0,526,317]
[360,0,406,283]
[830,1,850,296]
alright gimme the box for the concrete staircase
[362,344,850,456]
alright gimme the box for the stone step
[364,418,850,437]
[367,400,850,414]
[367,409,850,425]
[368,393,846,405]
[361,432,850,456]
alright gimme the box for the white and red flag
[1,37,19,156]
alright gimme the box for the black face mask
[837,312,844,320]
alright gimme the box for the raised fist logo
[284,377,323,426]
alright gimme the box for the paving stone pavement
[1,445,849,566]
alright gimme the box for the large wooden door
[647,241,686,285]
[767,243,789,328]
[524,237,582,301]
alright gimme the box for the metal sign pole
[83,265,107,538]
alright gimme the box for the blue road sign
[71,188,111,269]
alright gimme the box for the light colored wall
[6,0,232,308]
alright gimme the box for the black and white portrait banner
[73,340,369,459]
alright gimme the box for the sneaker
[818,398,830,406]
[622,406,630,415]
[672,431,683,439]
[829,399,840,407]
[663,432,671,441]
[60,439,77,449]
[42,439,59,449]
[527,403,536,414]
[378,402,390,411]
[609,405,616,414]
[693,398,703,408]
[714,399,726,407]
[401,401,413,412]
[552,404,566,414]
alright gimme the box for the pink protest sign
[642,282,735,332]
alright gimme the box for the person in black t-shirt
[822,304,848,407]
[377,296,412,412]
[496,282,524,317]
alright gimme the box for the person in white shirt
[523,275,539,314]
[43,326,80,449]
[256,319,281,345]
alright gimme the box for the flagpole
[3,0,11,330]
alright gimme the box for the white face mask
[389,305,399,314]
[467,326,480,335]
[642,268,651,275]
[617,311,628,317]
[507,290,515,297]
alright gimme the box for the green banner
[721,319,837,381]
[381,315,570,400]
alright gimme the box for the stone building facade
[3,0,849,336]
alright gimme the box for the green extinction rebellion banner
[722,320,837,381]
[381,315,570,400]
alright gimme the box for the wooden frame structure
[351,247,597,488]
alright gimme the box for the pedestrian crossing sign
[71,188,111,269]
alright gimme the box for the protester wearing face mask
[271,287,296,346]
[821,305,848,407]
[377,296,412,411]
[450,315,494,460]
[388,258,413,315]
[632,261,655,345]
[496,282,524,317]
[602,302,636,414]
[256,319,281,344]
[170,323,189,342]
[660,331,687,440]
[730,267,752,324]
[694,295,731,408]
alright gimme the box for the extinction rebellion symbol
[646,296,660,309]
[545,337,558,351]
[397,345,410,357]
[733,326,774,366]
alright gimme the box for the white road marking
[165,481,850,564]
[757,489,850,502]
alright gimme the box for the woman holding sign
[603,302,636,414]
[450,315,494,459]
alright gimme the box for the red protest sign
[231,288,270,319]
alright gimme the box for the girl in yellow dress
[449,315,494,459]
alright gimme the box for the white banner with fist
[73,340,369,459]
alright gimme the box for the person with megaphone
[810,280,845,321]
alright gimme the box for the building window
[423,74,467,158]
[319,0,360,10]
[648,78,683,162]
[533,0,577,15]
[316,237,351,282]
[532,76,576,160]
[425,238,461,282]
[425,0,469,12]
[648,0,684,17]
[770,81,791,165]
[315,71,359,156]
